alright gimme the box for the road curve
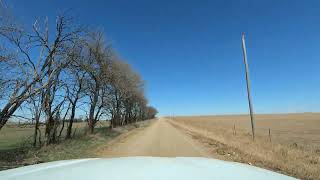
[98,118,211,157]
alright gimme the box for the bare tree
[107,59,148,127]
[0,2,158,141]
[0,8,49,130]
[145,106,158,119]
[77,32,113,134]
[65,66,86,139]
[26,91,43,147]
[26,15,83,144]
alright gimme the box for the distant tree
[146,106,158,119]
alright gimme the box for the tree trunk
[0,101,23,130]
[0,114,10,131]
[88,85,99,134]
[33,113,40,147]
[45,116,54,145]
[66,103,76,139]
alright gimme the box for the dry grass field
[0,121,109,151]
[0,120,151,170]
[171,113,320,179]
[173,113,320,149]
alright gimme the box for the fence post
[268,128,271,142]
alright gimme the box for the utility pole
[241,33,255,141]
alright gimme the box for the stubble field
[171,113,320,179]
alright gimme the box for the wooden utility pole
[241,33,255,141]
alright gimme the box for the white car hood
[0,157,295,180]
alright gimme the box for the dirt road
[94,116,318,179]
[97,118,211,157]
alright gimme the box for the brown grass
[171,113,320,180]
[0,121,109,150]
[0,120,152,170]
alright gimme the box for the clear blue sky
[8,0,320,115]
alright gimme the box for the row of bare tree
[0,6,157,146]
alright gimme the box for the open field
[171,113,320,150]
[171,113,320,179]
